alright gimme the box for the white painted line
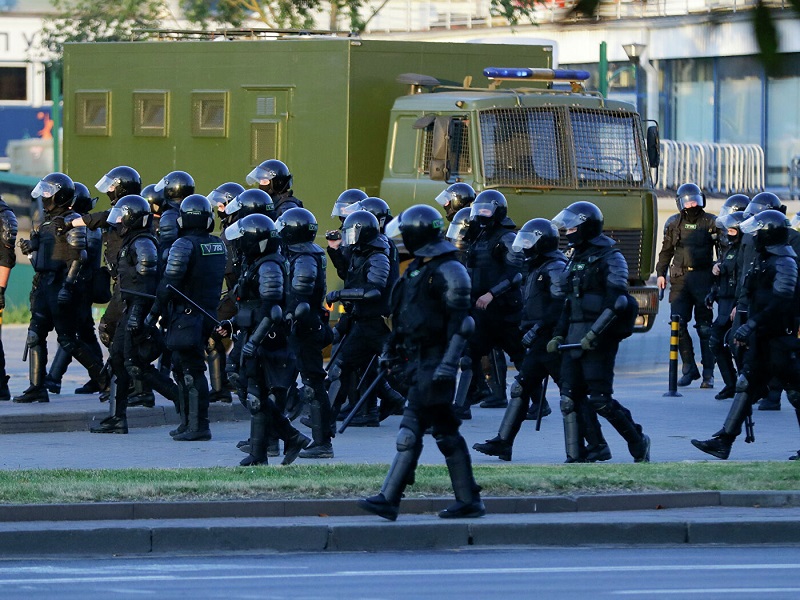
[613,589,800,595]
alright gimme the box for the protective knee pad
[327,363,342,383]
[57,334,78,355]
[396,426,418,453]
[735,373,749,393]
[696,324,713,340]
[97,323,112,348]
[26,330,39,348]
[510,380,523,400]
[560,395,575,417]
[587,394,613,418]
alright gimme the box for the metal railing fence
[656,140,764,194]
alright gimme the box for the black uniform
[360,244,484,520]
[656,210,722,385]
[473,250,567,461]
[233,248,310,465]
[708,235,742,398]
[557,235,650,463]
[693,240,800,459]
[0,198,17,400]
[269,190,303,219]
[151,230,226,440]
[284,241,334,453]
[16,207,106,402]
[84,209,125,350]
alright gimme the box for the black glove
[127,313,143,334]
[143,312,158,330]
[521,327,538,348]
[326,290,341,304]
[704,292,717,309]
[19,239,32,255]
[432,360,458,383]
[734,321,755,344]
[378,350,400,371]
[57,285,73,305]
[0,286,5,310]
[546,336,564,354]
[242,339,258,358]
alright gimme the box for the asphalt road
[0,546,799,599]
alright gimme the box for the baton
[744,413,755,444]
[120,288,156,300]
[339,368,386,434]
[535,376,549,432]
[658,287,665,301]
[357,354,378,391]
[325,332,348,371]
[557,343,584,351]
[166,284,221,326]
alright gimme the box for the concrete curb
[0,491,798,557]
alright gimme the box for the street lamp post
[622,42,647,119]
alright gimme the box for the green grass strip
[0,462,797,504]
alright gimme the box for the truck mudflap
[628,285,659,333]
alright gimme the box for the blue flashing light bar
[483,67,591,82]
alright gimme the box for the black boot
[677,364,701,387]
[281,430,311,465]
[758,387,781,411]
[473,436,512,461]
[299,442,334,459]
[240,412,269,466]
[700,368,714,389]
[0,375,10,401]
[173,373,211,441]
[358,493,400,521]
[45,346,72,394]
[90,415,128,434]
[14,343,48,403]
[691,435,732,460]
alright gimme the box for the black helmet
[331,188,368,219]
[718,194,750,219]
[512,218,560,257]
[276,207,318,245]
[436,182,476,221]
[246,159,292,196]
[676,182,706,210]
[552,201,604,246]
[445,206,473,252]
[740,209,790,250]
[744,191,783,218]
[357,197,391,232]
[384,204,445,257]
[715,211,746,233]
[32,172,75,209]
[224,188,274,220]
[107,194,152,235]
[208,182,245,212]
[154,170,195,204]
[177,194,214,232]
[224,213,280,258]
[470,190,507,226]
[95,165,142,204]
[70,182,97,214]
[141,184,166,215]
[342,210,379,248]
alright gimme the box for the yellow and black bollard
[663,314,682,397]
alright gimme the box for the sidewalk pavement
[0,308,798,556]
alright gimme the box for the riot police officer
[274,208,336,459]
[0,194,17,401]
[153,170,195,262]
[445,207,474,255]
[146,195,226,441]
[358,204,484,521]
[91,195,177,433]
[549,201,650,463]
[221,213,310,465]
[245,159,301,218]
[473,218,567,461]
[435,182,476,222]
[692,210,800,460]
[325,210,391,427]
[45,182,105,396]
[15,173,107,403]
[326,188,368,280]
[463,190,525,414]
[72,166,142,398]
[706,208,746,400]
[656,183,724,388]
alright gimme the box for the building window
[421,117,471,176]
[0,66,27,101]
[133,91,168,137]
[191,91,227,137]
[75,90,110,136]
[718,56,763,145]
[670,59,714,142]
[767,54,800,187]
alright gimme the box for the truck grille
[560,228,643,278]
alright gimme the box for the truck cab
[379,69,660,331]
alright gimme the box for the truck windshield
[479,107,648,190]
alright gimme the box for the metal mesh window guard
[422,118,471,176]
[479,107,647,189]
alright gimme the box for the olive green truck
[63,35,660,330]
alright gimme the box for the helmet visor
[511,230,543,253]
[107,205,125,226]
[224,221,245,241]
[678,193,704,210]
[342,224,361,247]
[715,212,745,230]
[245,166,277,187]
[384,215,402,241]
[153,177,169,193]
[208,188,235,206]
[791,213,800,230]
[744,200,771,218]
[740,214,774,235]
[31,180,59,199]
[95,174,117,194]
[435,190,455,207]
[224,196,243,215]
[551,208,584,231]
[469,204,495,220]
[331,199,361,218]
[446,221,469,242]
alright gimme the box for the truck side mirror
[646,123,661,169]
[429,115,452,182]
